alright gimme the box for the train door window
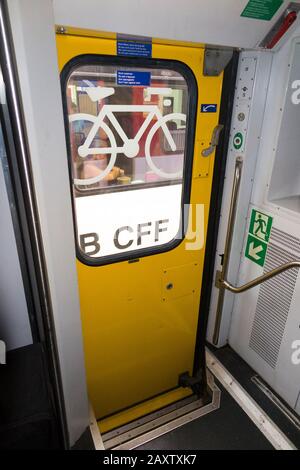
[63,57,196,264]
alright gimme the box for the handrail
[216,260,300,294]
[212,156,300,345]
[213,156,243,344]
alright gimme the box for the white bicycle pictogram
[69,86,186,186]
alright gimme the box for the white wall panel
[8,0,89,446]
[207,50,273,346]
[222,23,300,413]
[53,0,299,49]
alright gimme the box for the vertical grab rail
[213,156,243,345]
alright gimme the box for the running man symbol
[249,209,273,243]
[254,214,267,239]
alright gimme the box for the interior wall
[207,20,300,413]
[231,22,300,414]
[53,0,298,49]
[7,0,89,446]
[0,125,32,351]
[208,18,300,345]
[206,49,273,345]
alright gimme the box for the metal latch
[201,124,224,157]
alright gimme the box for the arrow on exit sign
[245,234,268,267]
[248,242,264,260]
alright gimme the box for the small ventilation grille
[249,230,299,369]
[270,227,300,255]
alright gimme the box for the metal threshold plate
[102,371,221,450]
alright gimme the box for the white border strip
[89,402,105,450]
[206,349,297,450]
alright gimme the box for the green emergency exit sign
[245,209,273,267]
[241,0,283,21]
[245,235,268,267]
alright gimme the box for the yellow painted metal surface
[55,25,204,49]
[99,387,192,434]
[56,32,223,420]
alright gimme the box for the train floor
[137,380,273,450]
[136,345,300,450]
[2,343,299,450]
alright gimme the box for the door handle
[201,124,224,157]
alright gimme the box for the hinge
[203,47,234,76]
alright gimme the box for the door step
[99,371,220,450]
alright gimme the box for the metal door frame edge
[206,348,297,450]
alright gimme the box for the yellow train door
[56,31,223,428]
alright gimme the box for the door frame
[193,52,239,381]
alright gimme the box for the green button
[233,132,243,150]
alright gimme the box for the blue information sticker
[117,41,152,58]
[201,104,217,113]
[117,71,151,86]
